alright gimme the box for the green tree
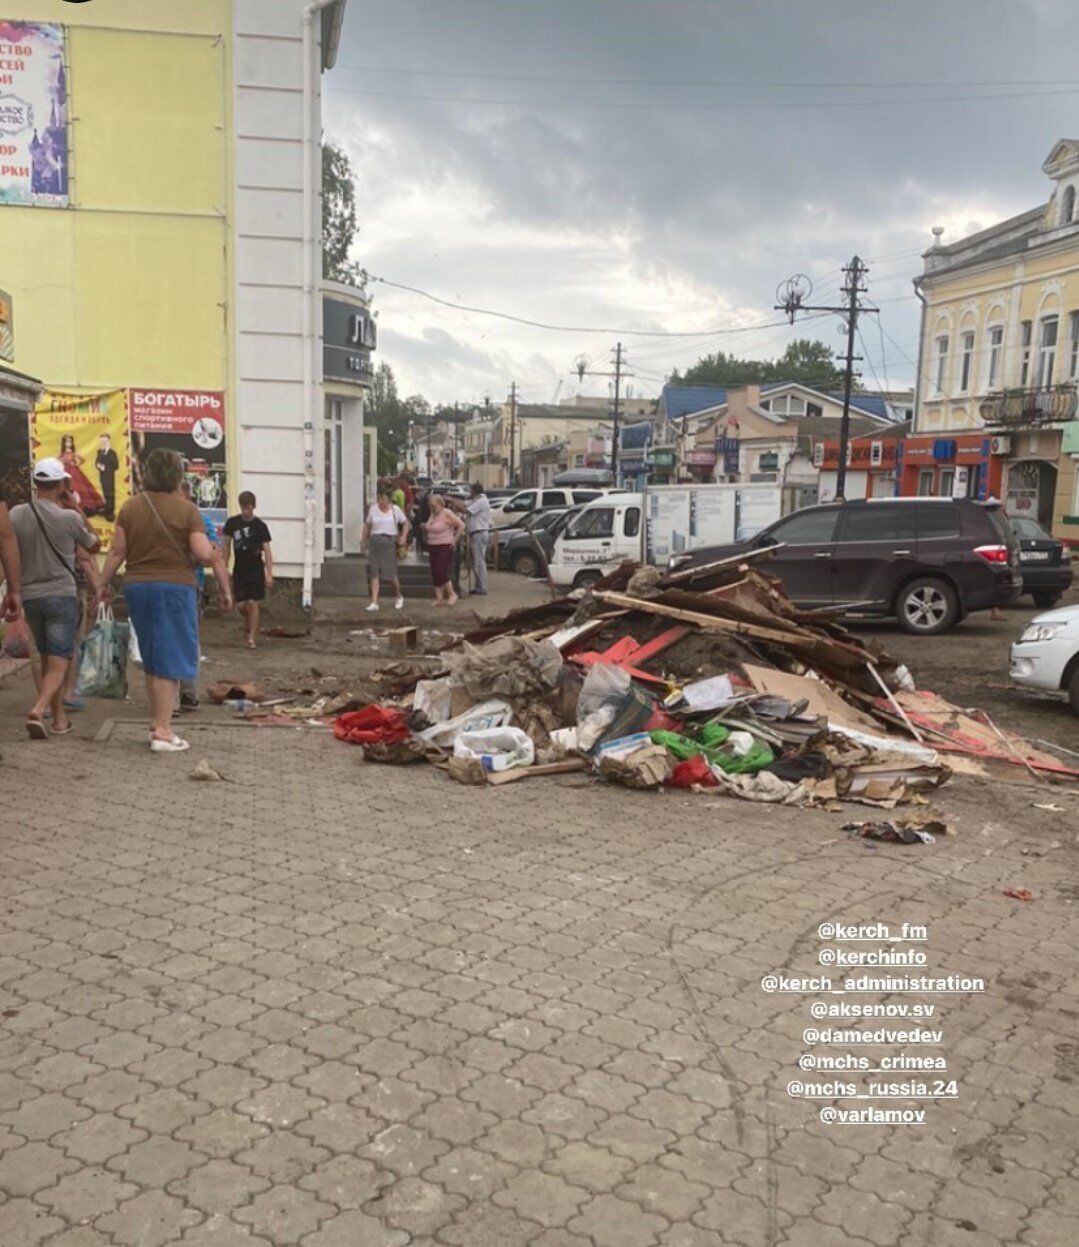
[672,338,845,391]
[322,140,366,288]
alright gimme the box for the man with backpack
[9,458,100,738]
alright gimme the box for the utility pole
[425,405,432,480]
[776,257,876,501]
[453,401,460,478]
[575,344,632,485]
[508,382,518,487]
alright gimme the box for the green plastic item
[650,724,729,761]
[650,724,773,775]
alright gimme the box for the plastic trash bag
[576,663,631,750]
[1,616,31,659]
[415,699,512,750]
[76,606,130,699]
[128,620,143,667]
[453,727,535,772]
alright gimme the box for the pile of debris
[331,550,1078,815]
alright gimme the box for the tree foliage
[672,338,847,391]
[322,141,366,289]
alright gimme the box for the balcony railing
[979,383,1078,429]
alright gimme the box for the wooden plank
[594,591,825,647]
[663,544,780,584]
[485,757,588,786]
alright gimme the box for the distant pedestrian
[98,449,232,753]
[390,479,407,513]
[422,493,465,606]
[463,482,492,596]
[9,458,100,739]
[223,492,273,650]
[361,487,409,613]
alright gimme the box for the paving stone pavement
[2,718,1078,1246]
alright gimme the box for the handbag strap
[28,499,79,585]
[141,492,196,570]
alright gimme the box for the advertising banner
[32,390,130,549]
[0,21,69,207]
[128,389,228,528]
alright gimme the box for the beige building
[907,138,1079,540]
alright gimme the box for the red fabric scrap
[667,754,718,788]
[334,704,411,746]
[1003,888,1034,902]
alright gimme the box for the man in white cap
[9,458,100,738]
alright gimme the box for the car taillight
[974,544,1010,565]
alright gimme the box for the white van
[546,483,782,588]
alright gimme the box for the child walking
[223,492,273,648]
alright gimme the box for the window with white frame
[959,330,975,392]
[934,335,949,394]
[1020,320,1032,386]
[1038,315,1058,387]
[917,469,934,496]
[987,325,1004,389]
[938,468,955,498]
[1069,311,1079,379]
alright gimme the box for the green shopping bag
[76,606,131,699]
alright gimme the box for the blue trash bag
[76,606,131,699]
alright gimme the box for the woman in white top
[360,487,410,612]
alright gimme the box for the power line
[326,83,1079,113]
[368,274,804,338]
[334,63,1079,91]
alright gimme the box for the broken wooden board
[484,757,589,786]
[742,663,883,734]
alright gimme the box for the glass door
[324,399,344,555]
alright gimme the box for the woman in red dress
[58,434,106,516]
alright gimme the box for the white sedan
[1010,603,1079,715]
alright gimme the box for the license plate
[1020,551,1050,562]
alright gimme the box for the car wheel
[896,578,958,635]
[1032,591,1062,609]
[512,551,540,578]
[573,569,602,590]
[1069,666,1079,717]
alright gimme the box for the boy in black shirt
[223,491,273,649]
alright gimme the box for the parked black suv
[673,498,1022,634]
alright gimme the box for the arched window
[1062,184,1076,225]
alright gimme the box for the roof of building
[660,386,729,420]
[619,421,653,450]
[795,414,903,445]
[825,392,892,421]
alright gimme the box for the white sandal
[150,734,190,754]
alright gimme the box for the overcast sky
[324,0,1079,408]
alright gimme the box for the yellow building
[0,0,361,600]
[908,138,1079,543]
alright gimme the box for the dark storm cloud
[326,0,1079,401]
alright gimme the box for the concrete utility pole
[508,382,518,487]
[776,257,876,501]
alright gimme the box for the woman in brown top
[98,449,232,753]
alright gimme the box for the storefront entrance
[1005,459,1057,528]
[324,397,345,555]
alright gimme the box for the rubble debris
[207,681,265,705]
[1003,887,1035,902]
[334,704,410,746]
[844,819,948,845]
[189,759,225,782]
[336,550,1076,821]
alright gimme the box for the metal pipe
[301,0,338,610]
